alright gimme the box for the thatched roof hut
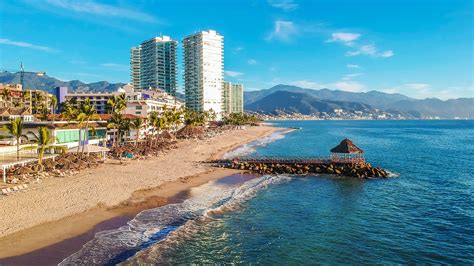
[330,138,363,154]
[176,125,204,139]
[159,130,175,140]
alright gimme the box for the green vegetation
[130,118,144,146]
[183,109,210,126]
[25,127,65,166]
[1,118,28,160]
[223,113,262,125]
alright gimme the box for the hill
[245,84,474,119]
[245,90,374,115]
[0,71,125,93]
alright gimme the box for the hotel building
[57,84,182,116]
[183,30,224,118]
[223,82,244,114]
[130,36,177,95]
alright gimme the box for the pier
[213,139,390,179]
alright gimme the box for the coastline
[0,125,280,259]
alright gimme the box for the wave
[386,170,399,178]
[60,175,292,266]
[223,130,287,159]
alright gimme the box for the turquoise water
[63,120,474,264]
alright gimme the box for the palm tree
[130,118,144,146]
[26,127,64,165]
[1,118,28,160]
[107,114,122,147]
[51,95,58,122]
[79,99,100,157]
[61,103,86,154]
[148,112,159,140]
[106,93,126,114]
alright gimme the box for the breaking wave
[60,175,292,265]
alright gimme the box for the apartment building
[223,81,244,114]
[130,36,177,95]
[183,30,224,118]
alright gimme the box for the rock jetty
[225,160,389,179]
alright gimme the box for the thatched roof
[159,130,174,140]
[330,138,364,154]
[0,107,31,116]
[176,125,204,138]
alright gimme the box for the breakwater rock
[223,160,389,179]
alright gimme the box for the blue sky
[0,0,472,99]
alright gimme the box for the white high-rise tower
[183,30,224,118]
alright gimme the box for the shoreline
[0,125,281,259]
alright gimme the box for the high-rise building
[183,30,224,117]
[223,81,244,114]
[130,36,177,95]
[130,47,141,90]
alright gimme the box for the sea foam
[60,175,291,265]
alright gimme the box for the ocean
[61,120,474,265]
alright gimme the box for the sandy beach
[0,125,278,258]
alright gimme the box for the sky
[0,0,473,99]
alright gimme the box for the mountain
[245,84,474,119]
[244,84,412,108]
[246,90,374,115]
[0,71,125,93]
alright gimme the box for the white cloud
[100,63,128,70]
[291,80,325,89]
[327,32,361,46]
[233,46,244,53]
[346,44,377,56]
[225,70,244,77]
[247,59,257,65]
[44,0,158,23]
[404,83,431,90]
[267,0,298,11]
[346,64,360,68]
[381,88,399,94]
[291,79,365,92]
[380,50,394,58]
[330,81,365,92]
[346,44,394,58]
[386,83,473,100]
[0,38,56,52]
[341,73,363,80]
[266,20,298,42]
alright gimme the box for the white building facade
[183,30,224,119]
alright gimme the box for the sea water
[62,120,474,264]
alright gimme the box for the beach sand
[0,125,278,258]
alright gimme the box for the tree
[184,109,207,126]
[118,118,131,145]
[130,118,144,146]
[107,114,122,147]
[106,93,126,114]
[51,95,58,122]
[26,127,65,166]
[1,118,28,160]
[79,99,100,157]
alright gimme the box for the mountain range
[245,85,474,119]
[1,71,472,118]
[0,71,125,94]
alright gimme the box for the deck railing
[233,156,364,165]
